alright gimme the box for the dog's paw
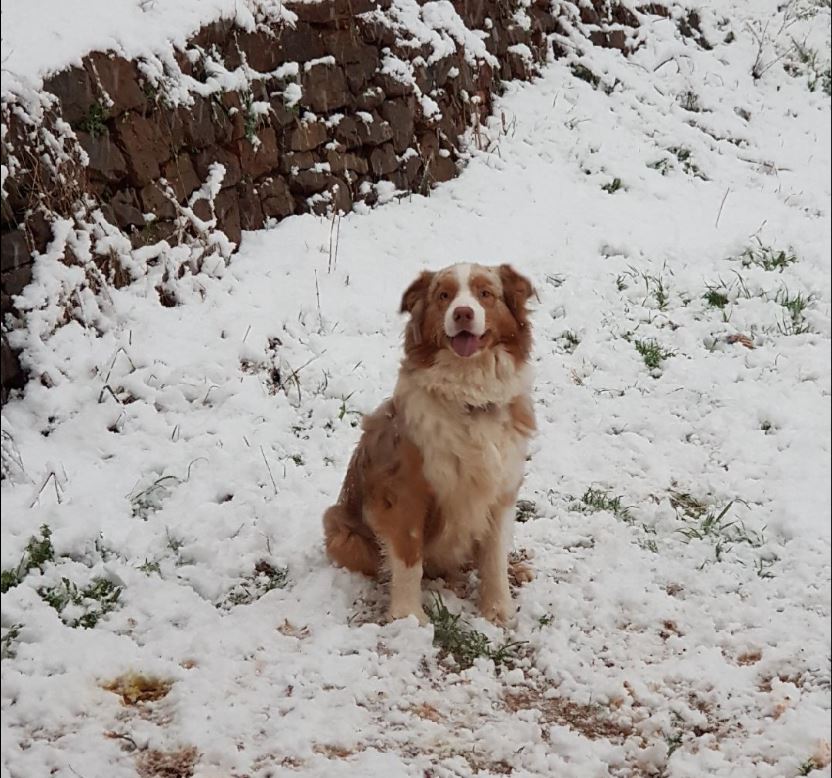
[509,560,534,586]
[479,595,514,627]
[388,606,429,627]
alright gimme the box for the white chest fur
[395,352,532,566]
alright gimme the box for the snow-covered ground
[2,1,831,776]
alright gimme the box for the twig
[314,269,322,328]
[260,446,278,495]
[715,188,731,228]
[29,470,62,508]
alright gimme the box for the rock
[380,99,415,153]
[288,121,329,152]
[237,127,279,178]
[26,211,53,254]
[403,151,424,189]
[157,107,188,152]
[77,130,128,183]
[302,62,350,112]
[373,72,413,98]
[237,181,265,231]
[359,113,394,146]
[369,143,398,176]
[226,29,284,72]
[194,147,242,189]
[85,52,146,115]
[259,176,295,219]
[356,16,398,49]
[279,152,317,175]
[191,17,234,50]
[336,112,393,147]
[304,179,353,216]
[285,0,384,24]
[43,66,96,125]
[268,96,296,129]
[1,230,31,272]
[355,86,385,111]
[333,116,362,149]
[431,152,457,184]
[1,332,25,403]
[1,262,33,297]
[178,95,222,149]
[326,149,369,175]
[115,112,169,186]
[139,182,175,220]
[162,154,201,202]
[109,189,144,227]
[323,29,380,93]
[215,188,241,247]
[289,169,337,196]
[274,25,326,63]
[129,219,178,250]
[221,92,247,142]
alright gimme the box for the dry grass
[737,649,762,665]
[104,673,172,705]
[408,703,443,722]
[508,549,534,587]
[312,744,358,759]
[504,688,632,742]
[136,746,198,778]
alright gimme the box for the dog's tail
[323,504,380,577]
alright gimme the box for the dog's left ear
[499,264,535,321]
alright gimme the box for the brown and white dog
[323,263,535,625]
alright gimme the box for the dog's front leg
[386,545,428,625]
[477,509,513,625]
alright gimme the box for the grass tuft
[634,339,675,370]
[602,177,623,194]
[1,624,22,660]
[578,487,632,521]
[738,243,797,272]
[673,496,765,562]
[557,331,581,353]
[678,90,702,112]
[426,594,525,670]
[1,525,55,593]
[38,576,122,628]
[775,288,813,335]
[641,273,671,310]
[515,499,537,522]
[570,63,600,88]
[220,560,289,608]
[703,287,731,308]
[77,102,108,138]
[668,146,707,179]
[129,475,181,520]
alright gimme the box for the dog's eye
[439,291,450,301]
[480,289,492,299]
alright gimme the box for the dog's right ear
[400,271,435,315]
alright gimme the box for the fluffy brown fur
[323,263,535,624]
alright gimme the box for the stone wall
[1,0,654,402]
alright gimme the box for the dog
[323,262,535,625]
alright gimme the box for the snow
[2,1,831,777]
[0,0,298,94]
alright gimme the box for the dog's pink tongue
[451,332,480,357]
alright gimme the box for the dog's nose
[453,306,474,324]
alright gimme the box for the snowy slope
[2,1,831,777]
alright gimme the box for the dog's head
[399,263,534,368]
